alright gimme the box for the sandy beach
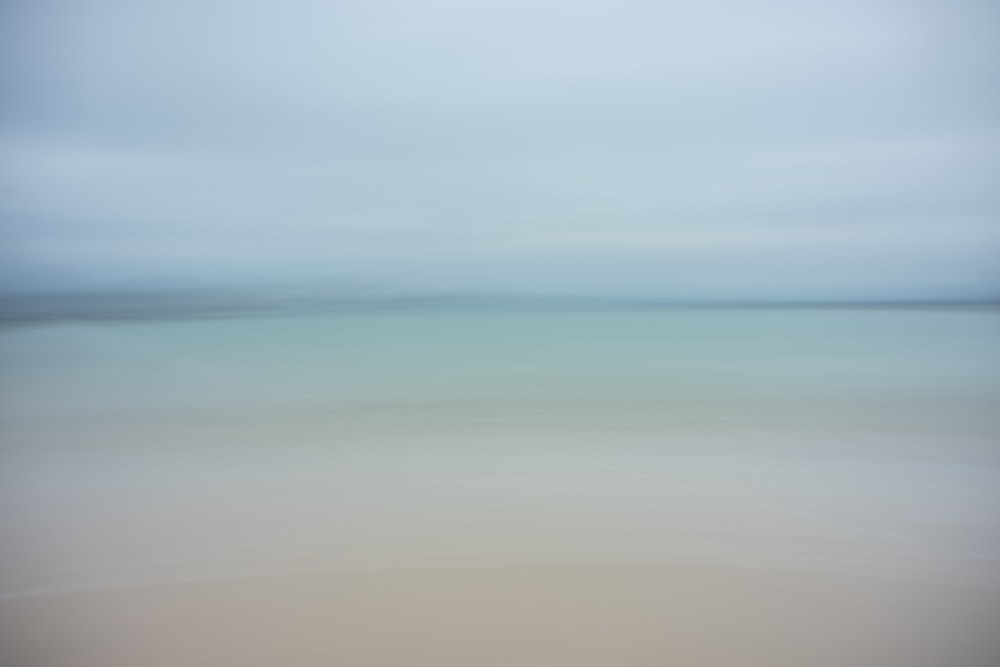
[4,563,999,667]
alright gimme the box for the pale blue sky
[3,0,997,299]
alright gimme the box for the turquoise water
[2,308,996,425]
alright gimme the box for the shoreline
[4,562,998,667]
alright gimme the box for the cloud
[3,0,997,298]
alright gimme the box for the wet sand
[4,562,999,667]
[3,424,999,667]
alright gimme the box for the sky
[3,0,998,299]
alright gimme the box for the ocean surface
[1,308,998,597]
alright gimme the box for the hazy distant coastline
[1,289,996,323]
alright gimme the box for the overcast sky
[3,0,997,299]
